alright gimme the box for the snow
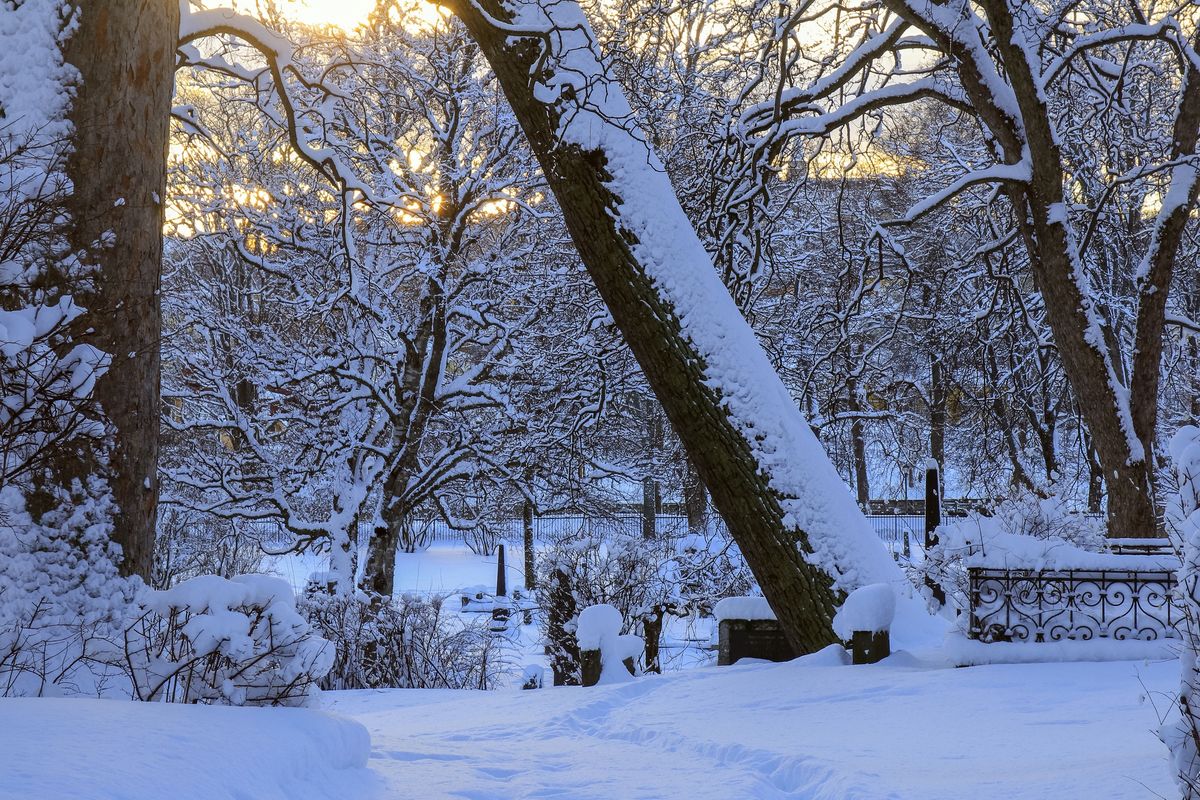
[713,596,776,622]
[1166,425,1200,792]
[577,603,644,684]
[961,529,1177,571]
[267,543,530,596]
[946,634,1180,666]
[576,603,624,650]
[0,697,374,800]
[326,652,1179,800]
[832,583,895,639]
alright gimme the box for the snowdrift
[0,697,374,800]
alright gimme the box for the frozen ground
[330,650,1178,800]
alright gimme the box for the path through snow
[327,651,1178,799]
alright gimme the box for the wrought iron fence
[243,513,925,555]
[967,567,1182,642]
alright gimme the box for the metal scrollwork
[967,568,1181,643]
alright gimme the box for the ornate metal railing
[967,567,1182,642]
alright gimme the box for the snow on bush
[920,488,1109,616]
[1166,425,1200,797]
[832,583,895,641]
[299,589,504,690]
[125,574,332,706]
[0,481,135,697]
[576,603,643,684]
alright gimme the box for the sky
[282,0,376,26]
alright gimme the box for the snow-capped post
[833,584,895,665]
[577,604,641,686]
[491,544,511,633]
[924,460,945,607]
[443,0,904,657]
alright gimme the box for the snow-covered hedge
[0,482,135,697]
[125,575,332,706]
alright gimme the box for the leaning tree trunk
[57,0,178,580]
[445,0,901,653]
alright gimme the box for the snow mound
[0,697,374,800]
[832,583,896,640]
[713,596,776,622]
[576,604,623,650]
[577,604,643,684]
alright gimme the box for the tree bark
[522,499,536,590]
[846,369,870,506]
[682,456,707,533]
[446,0,860,654]
[929,355,946,477]
[58,0,178,580]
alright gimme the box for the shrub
[300,590,504,690]
[124,574,331,706]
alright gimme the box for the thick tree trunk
[445,0,899,653]
[57,0,178,580]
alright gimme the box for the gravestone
[849,630,890,664]
[717,619,797,666]
[580,649,637,687]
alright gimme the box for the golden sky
[281,0,377,26]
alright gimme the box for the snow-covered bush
[1165,426,1200,797]
[299,590,504,690]
[124,574,332,706]
[919,488,1106,616]
[0,480,135,697]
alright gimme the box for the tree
[442,0,901,653]
[734,0,1200,536]
[50,0,180,579]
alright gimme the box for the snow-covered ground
[0,543,1181,799]
[0,650,1176,799]
[329,651,1177,800]
[0,697,376,800]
